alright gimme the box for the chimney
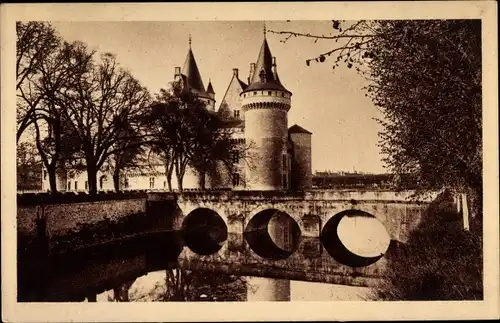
[233,68,239,78]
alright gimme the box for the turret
[241,32,292,190]
[206,79,216,110]
[177,35,216,110]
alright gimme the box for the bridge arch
[246,204,306,231]
[320,209,391,267]
[244,207,302,260]
[181,207,228,256]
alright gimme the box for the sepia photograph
[2,1,499,322]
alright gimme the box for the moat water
[93,271,373,302]
[18,231,377,302]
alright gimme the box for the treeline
[16,22,244,194]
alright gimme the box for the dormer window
[234,110,240,118]
[259,69,267,83]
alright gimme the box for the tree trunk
[167,173,173,192]
[176,173,184,192]
[87,166,98,195]
[175,162,184,191]
[166,165,174,192]
[47,165,58,193]
[113,169,120,192]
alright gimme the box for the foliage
[271,20,483,300]
[372,192,483,300]
[270,20,482,200]
[147,83,244,191]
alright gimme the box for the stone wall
[17,192,179,255]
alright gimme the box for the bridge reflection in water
[19,225,394,302]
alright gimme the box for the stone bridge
[161,189,436,243]
[149,189,438,288]
[17,189,441,300]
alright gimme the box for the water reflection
[18,231,380,302]
[96,269,247,302]
[94,270,372,302]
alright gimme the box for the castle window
[163,181,166,189]
[43,170,47,180]
[149,177,155,189]
[283,174,288,190]
[85,181,88,190]
[268,91,272,95]
[67,181,71,191]
[75,181,78,191]
[232,173,240,187]
[283,154,287,170]
[234,110,240,118]
[281,92,285,97]
[253,91,257,95]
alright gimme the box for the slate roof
[182,48,210,98]
[242,38,290,94]
[206,80,215,94]
[288,124,312,134]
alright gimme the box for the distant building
[312,171,393,189]
[41,29,313,192]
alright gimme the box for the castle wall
[290,133,312,190]
[44,164,202,193]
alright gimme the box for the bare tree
[60,52,151,194]
[16,22,61,142]
[26,41,94,193]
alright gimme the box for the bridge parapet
[17,190,149,206]
[175,189,439,203]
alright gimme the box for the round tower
[241,35,292,190]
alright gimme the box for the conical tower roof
[206,80,215,94]
[243,37,290,93]
[182,47,208,97]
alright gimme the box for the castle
[41,30,313,192]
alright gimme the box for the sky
[50,21,386,174]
